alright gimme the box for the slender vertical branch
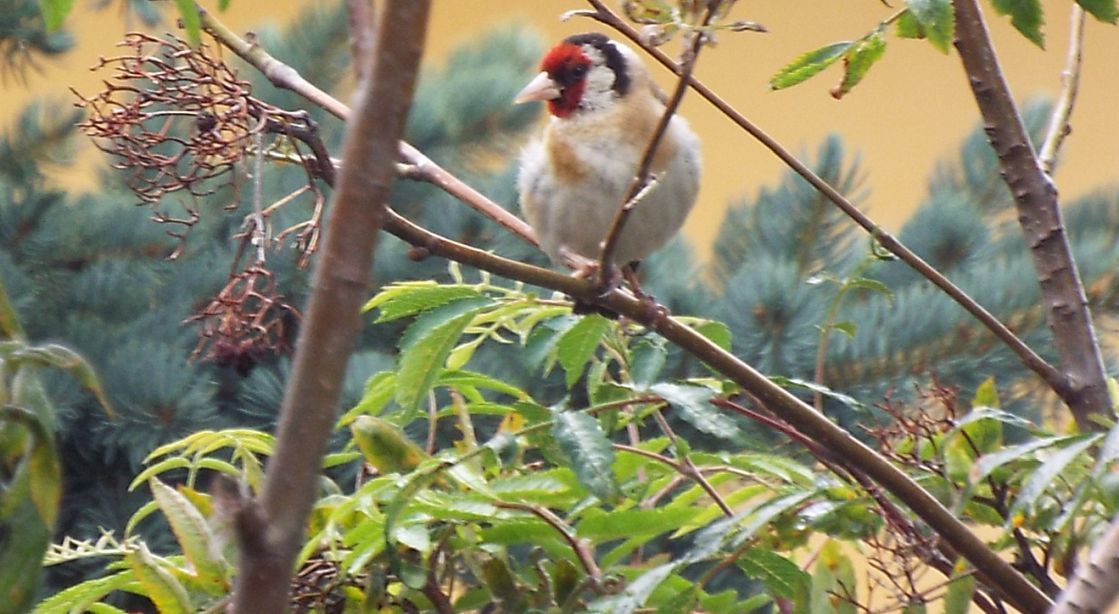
[345,0,376,81]
[230,3,431,613]
[1039,5,1086,175]
[952,0,1112,431]
[596,13,710,283]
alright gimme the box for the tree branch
[1052,511,1119,614]
[231,2,431,613]
[378,208,1052,613]
[596,10,710,283]
[578,0,1070,414]
[952,0,1112,431]
[1039,5,1086,175]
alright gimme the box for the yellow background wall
[7,1,1119,256]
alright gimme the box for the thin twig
[596,11,711,284]
[1039,5,1086,175]
[650,408,733,516]
[578,0,1069,408]
[493,501,602,584]
[345,0,376,82]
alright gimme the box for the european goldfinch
[515,33,701,271]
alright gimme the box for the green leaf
[551,409,621,502]
[944,563,977,614]
[577,507,695,540]
[737,548,811,601]
[555,315,611,389]
[972,376,1001,408]
[587,562,677,613]
[395,298,491,413]
[906,0,955,52]
[694,321,732,351]
[770,41,854,90]
[175,0,202,47]
[650,383,741,440]
[896,10,927,39]
[366,285,483,322]
[630,338,668,387]
[350,415,429,475]
[1010,433,1101,519]
[480,557,525,611]
[989,0,1045,47]
[1078,0,1119,23]
[127,543,193,613]
[810,540,857,614]
[832,32,886,99]
[30,570,133,614]
[148,479,226,592]
[37,0,74,31]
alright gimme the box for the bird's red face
[538,43,592,118]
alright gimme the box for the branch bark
[1039,5,1086,175]
[952,0,1112,431]
[1052,512,1119,614]
[230,2,430,613]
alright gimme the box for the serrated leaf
[577,507,695,539]
[148,479,226,591]
[174,0,201,47]
[127,543,193,613]
[551,410,621,502]
[832,32,886,99]
[367,285,483,322]
[30,570,133,614]
[340,371,396,423]
[969,435,1073,486]
[1010,434,1101,519]
[737,548,811,601]
[694,321,732,351]
[650,383,741,440]
[989,0,1045,47]
[37,0,74,31]
[396,299,491,413]
[897,10,927,38]
[1078,0,1119,23]
[630,339,668,387]
[771,41,854,90]
[906,0,955,51]
[555,315,611,389]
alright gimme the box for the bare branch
[952,0,1112,431]
[230,2,431,612]
[596,10,710,283]
[345,0,376,82]
[1039,5,1087,175]
[198,7,539,248]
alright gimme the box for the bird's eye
[570,64,589,79]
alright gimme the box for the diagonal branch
[379,208,1052,613]
[952,0,1112,431]
[230,2,431,613]
[578,0,1071,413]
[198,6,538,249]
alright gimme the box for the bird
[514,32,701,283]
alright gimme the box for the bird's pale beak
[514,71,561,104]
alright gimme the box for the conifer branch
[952,0,1112,431]
[578,0,1070,416]
[231,3,430,613]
